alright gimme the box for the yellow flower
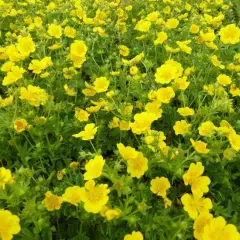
[82,88,96,97]
[124,231,144,240]
[14,119,28,133]
[84,155,105,180]
[41,56,53,68]
[156,87,175,104]
[177,107,195,116]
[93,77,110,93]
[174,76,190,90]
[230,84,240,97]
[176,40,192,54]
[163,197,172,208]
[129,52,144,65]
[1,61,15,72]
[28,59,46,74]
[0,167,13,189]
[63,67,76,79]
[155,60,183,84]
[148,90,158,100]
[0,209,21,240]
[93,27,105,37]
[62,186,83,206]
[205,41,218,50]
[154,31,168,45]
[32,117,47,125]
[234,53,240,63]
[217,120,235,136]
[48,23,62,38]
[150,177,171,198]
[19,85,48,107]
[10,65,25,77]
[86,105,101,113]
[193,212,213,240]
[125,5,132,11]
[5,44,22,62]
[101,206,121,221]
[105,208,121,221]
[64,84,76,96]
[64,26,76,38]
[200,31,216,43]
[215,0,223,4]
[69,161,80,169]
[91,98,106,108]
[190,138,210,154]
[70,40,88,68]
[166,18,179,29]
[117,143,138,160]
[119,120,131,131]
[130,112,156,135]
[2,73,17,87]
[0,95,14,108]
[173,120,191,135]
[83,16,94,24]
[183,162,204,184]
[228,133,240,151]
[57,171,63,181]
[181,193,212,219]
[211,55,225,69]
[130,66,139,75]
[190,24,200,34]
[109,117,119,129]
[146,11,159,22]
[17,36,35,57]
[70,54,85,67]
[70,40,88,57]
[165,45,180,53]
[223,148,236,160]
[163,6,171,14]
[145,133,156,146]
[184,67,195,76]
[183,162,211,198]
[119,45,130,56]
[203,216,240,240]
[40,72,49,78]
[72,123,98,141]
[42,191,63,211]
[198,121,216,136]
[47,2,56,10]
[110,72,120,77]
[161,146,176,160]
[127,152,148,178]
[75,108,90,122]
[145,100,162,120]
[219,24,240,44]
[135,20,151,32]
[34,16,43,27]
[217,74,232,86]
[81,180,110,213]
[178,13,188,21]
[2,66,25,86]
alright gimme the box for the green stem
[133,133,141,146]
[90,140,97,153]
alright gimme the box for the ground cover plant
[0,0,240,239]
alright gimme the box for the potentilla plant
[0,0,240,239]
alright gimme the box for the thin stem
[90,140,97,153]
[23,133,35,149]
[133,133,141,146]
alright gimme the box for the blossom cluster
[0,0,240,239]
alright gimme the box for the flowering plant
[0,0,240,239]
